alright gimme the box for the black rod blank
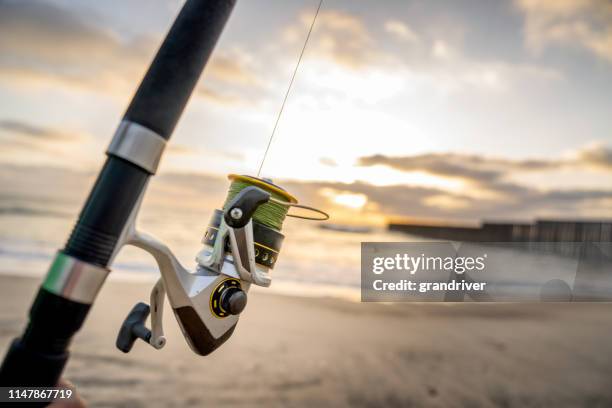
[124,0,237,139]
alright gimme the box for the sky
[0,0,611,224]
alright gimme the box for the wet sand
[1,275,612,407]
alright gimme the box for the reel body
[116,176,291,355]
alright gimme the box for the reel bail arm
[223,186,273,286]
[116,279,166,353]
[224,186,271,228]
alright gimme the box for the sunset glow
[331,192,367,209]
[0,0,611,223]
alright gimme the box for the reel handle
[116,279,167,353]
[116,303,152,353]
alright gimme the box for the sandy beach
[0,275,611,407]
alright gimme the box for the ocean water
[2,165,610,301]
[0,165,409,299]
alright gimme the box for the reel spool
[116,174,327,356]
[197,174,327,289]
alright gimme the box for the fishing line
[256,0,323,177]
[220,1,328,235]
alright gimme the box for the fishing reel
[116,175,321,356]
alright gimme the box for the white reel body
[116,186,281,355]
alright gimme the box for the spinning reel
[116,175,324,355]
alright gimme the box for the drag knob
[220,288,247,315]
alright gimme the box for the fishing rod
[0,0,237,388]
[0,0,327,394]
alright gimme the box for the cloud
[282,7,561,95]
[0,1,127,59]
[165,144,194,156]
[0,119,85,143]
[0,1,154,93]
[575,142,612,169]
[359,145,612,187]
[0,0,565,110]
[165,143,244,162]
[197,86,254,106]
[309,9,372,61]
[285,9,393,70]
[357,145,612,217]
[319,157,338,167]
[0,119,93,168]
[0,0,259,106]
[206,54,260,86]
[415,43,562,93]
[517,0,612,62]
[384,20,420,43]
[359,152,558,186]
[283,177,612,223]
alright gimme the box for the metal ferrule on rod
[42,252,109,305]
[107,121,167,174]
